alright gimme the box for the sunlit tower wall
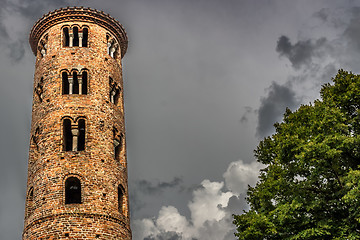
[23,7,131,239]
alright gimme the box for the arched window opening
[81,71,88,95]
[62,72,69,94]
[82,27,88,47]
[65,177,81,204]
[113,129,122,161]
[78,119,85,151]
[118,185,124,214]
[35,77,44,102]
[109,77,121,105]
[107,35,118,58]
[31,126,40,152]
[63,119,72,151]
[73,27,79,47]
[72,71,79,94]
[63,27,70,47]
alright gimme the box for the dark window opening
[36,77,44,102]
[82,28,88,47]
[63,27,69,47]
[73,72,79,94]
[73,27,79,47]
[65,177,81,204]
[78,119,85,151]
[114,88,120,105]
[113,129,122,161]
[82,71,88,95]
[62,72,69,94]
[63,119,72,151]
[28,187,34,200]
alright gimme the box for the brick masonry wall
[23,9,131,240]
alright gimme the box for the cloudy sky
[2,0,360,239]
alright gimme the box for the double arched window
[65,177,81,204]
[109,77,121,106]
[63,26,89,47]
[62,69,88,95]
[106,34,119,59]
[63,118,86,152]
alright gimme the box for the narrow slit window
[65,177,81,204]
[82,28,88,47]
[63,119,72,151]
[73,27,79,47]
[62,72,69,94]
[63,27,69,47]
[118,185,124,213]
[78,119,85,151]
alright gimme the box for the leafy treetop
[234,70,360,240]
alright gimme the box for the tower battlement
[23,7,131,240]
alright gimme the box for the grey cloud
[144,231,185,240]
[137,177,183,195]
[343,7,360,52]
[276,35,328,69]
[240,106,254,123]
[0,0,71,62]
[256,82,299,138]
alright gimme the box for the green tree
[234,70,360,240]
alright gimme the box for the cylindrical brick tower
[23,7,131,239]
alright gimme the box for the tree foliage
[234,70,360,239]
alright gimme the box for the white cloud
[132,160,263,240]
[223,160,264,195]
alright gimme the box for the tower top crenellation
[29,6,128,57]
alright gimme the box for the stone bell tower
[23,7,131,239]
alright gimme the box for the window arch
[62,71,69,95]
[113,128,123,161]
[81,70,88,95]
[82,27,88,47]
[77,119,86,151]
[35,77,44,102]
[63,27,70,47]
[106,34,119,59]
[72,71,79,94]
[118,185,125,214]
[63,118,72,151]
[73,26,79,47]
[65,177,81,204]
[109,77,121,106]
[63,118,86,152]
[63,25,88,48]
[62,69,88,95]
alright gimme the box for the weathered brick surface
[23,7,131,239]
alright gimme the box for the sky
[1,0,360,239]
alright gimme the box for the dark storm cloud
[343,7,360,52]
[144,231,184,240]
[136,177,183,195]
[314,8,330,22]
[276,35,328,69]
[256,82,299,138]
[0,0,71,62]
